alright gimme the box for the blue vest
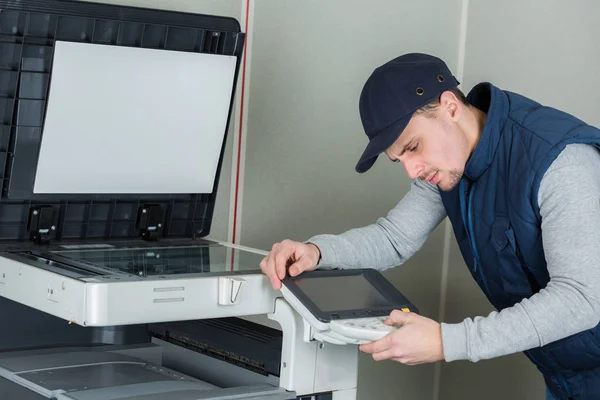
[440,83,600,400]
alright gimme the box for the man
[259,53,600,400]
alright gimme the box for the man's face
[384,99,470,192]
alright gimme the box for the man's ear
[439,90,462,122]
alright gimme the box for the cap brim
[355,115,411,173]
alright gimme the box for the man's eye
[409,143,418,152]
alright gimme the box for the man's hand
[359,310,444,365]
[259,240,321,290]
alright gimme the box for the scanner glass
[48,243,264,277]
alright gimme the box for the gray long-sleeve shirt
[308,143,600,362]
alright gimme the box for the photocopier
[0,1,419,399]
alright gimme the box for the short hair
[415,88,469,117]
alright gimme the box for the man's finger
[275,248,294,280]
[265,253,273,275]
[385,309,413,325]
[266,254,281,288]
[371,348,398,362]
[288,255,312,276]
[391,357,414,365]
[261,254,277,289]
[359,334,393,354]
[270,274,281,290]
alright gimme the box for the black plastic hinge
[27,205,56,245]
[297,393,333,400]
[136,204,164,241]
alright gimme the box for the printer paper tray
[0,346,295,400]
[0,240,277,327]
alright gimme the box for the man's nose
[401,158,423,180]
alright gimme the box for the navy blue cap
[355,53,459,173]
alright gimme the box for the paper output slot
[153,298,184,303]
[153,287,184,292]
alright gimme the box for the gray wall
[462,0,600,127]
[240,1,461,399]
[440,1,600,399]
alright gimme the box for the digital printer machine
[0,1,418,399]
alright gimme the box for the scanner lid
[0,0,244,244]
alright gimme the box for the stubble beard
[439,169,463,192]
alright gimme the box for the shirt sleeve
[307,178,447,270]
[441,143,600,362]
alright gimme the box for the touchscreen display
[293,274,393,312]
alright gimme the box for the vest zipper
[507,230,542,294]
[527,351,573,399]
[459,180,490,294]
[557,374,573,399]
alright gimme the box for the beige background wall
[440,1,600,399]
[239,1,461,399]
